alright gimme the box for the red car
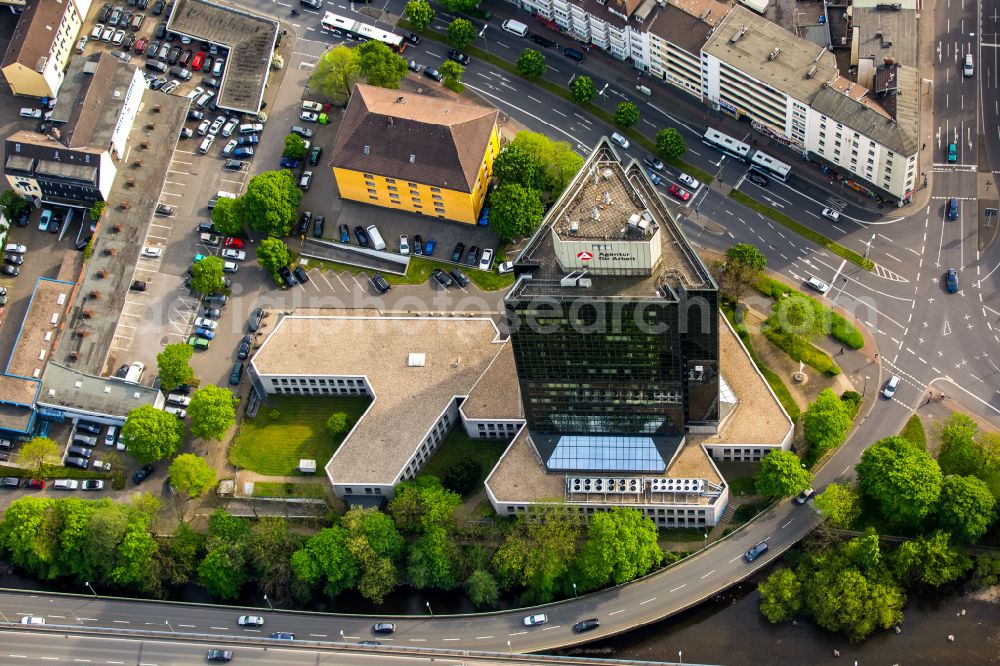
[134,37,148,54]
[668,184,691,202]
[26,478,45,490]
[191,51,205,70]
[224,237,245,249]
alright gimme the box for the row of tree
[0,476,670,607]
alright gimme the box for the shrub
[268,409,281,420]
[326,412,349,438]
[442,459,482,496]
[762,327,840,376]
[755,275,793,299]
[840,390,862,418]
[829,312,864,349]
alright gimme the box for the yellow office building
[329,84,500,225]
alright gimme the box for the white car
[187,86,205,100]
[20,616,45,625]
[197,119,211,136]
[221,248,246,261]
[238,615,264,626]
[821,207,841,222]
[221,118,239,137]
[478,248,494,271]
[523,614,548,626]
[167,393,191,406]
[222,138,238,156]
[19,108,42,119]
[497,261,514,274]
[301,100,323,112]
[882,375,901,399]
[678,173,698,189]
[164,405,187,418]
[223,261,238,273]
[299,111,319,122]
[610,132,630,149]
[142,246,163,259]
[194,317,218,330]
[104,426,117,447]
[806,276,830,293]
[399,234,409,256]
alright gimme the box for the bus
[750,150,791,182]
[702,128,751,161]
[320,12,406,53]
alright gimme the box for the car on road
[431,268,453,288]
[882,375,901,399]
[271,632,294,640]
[141,246,162,258]
[451,242,465,263]
[745,541,769,562]
[206,649,233,663]
[238,615,264,626]
[821,207,841,222]
[946,268,959,293]
[747,171,770,187]
[372,623,396,634]
[280,156,298,169]
[404,32,421,45]
[523,614,548,626]
[448,50,471,65]
[667,184,691,202]
[339,224,350,243]
[423,68,443,82]
[573,619,600,633]
[370,273,391,294]
[238,334,253,360]
[82,479,105,491]
[947,197,959,220]
[609,132,629,149]
[221,248,246,261]
[407,59,422,72]
[794,487,816,504]
[354,225,369,246]
[642,155,664,172]
[21,616,45,625]
[805,276,829,294]
[947,142,957,163]
[529,33,556,48]
[132,464,154,484]
[645,169,661,186]
[678,173,698,189]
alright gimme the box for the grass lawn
[252,481,327,498]
[310,255,515,292]
[230,396,371,476]
[899,414,926,450]
[421,427,509,496]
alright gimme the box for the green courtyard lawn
[421,427,509,496]
[229,396,371,476]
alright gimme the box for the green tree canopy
[283,133,307,159]
[168,454,217,499]
[387,476,462,533]
[936,413,1000,478]
[156,343,195,392]
[758,567,802,623]
[569,75,596,105]
[190,255,226,295]
[447,18,477,49]
[575,508,662,591]
[210,196,242,236]
[256,237,291,277]
[439,0,477,11]
[240,170,302,237]
[198,510,251,599]
[510,130,583,196]
[19,437,60,471]
[358,40,408,89]
[493,506,582,603]
[755,450,812,498]
[309,45,362,105]
[655,127,686,160]
[857,436,943,528]
[441,458,482,496]
[187,385,237,441]
[408,526,461,589]
[343,506,405,562]
[466,568,499,607]
[121,405,185,464]
[290,525,359,597]
[813,482,861,529]
[439,59,464,88]
[326,412,349,439]
[492,143,542,190]
[719,243,767,303]
[0,189,27,219]
[891,530,972,587]
[403,0,435,30]
[488,183,544,244]
[247,517,303,604]
[613,101,640,129]
[802,388,852,459]
[516,48,545,78]
[804,565,905,642]
[936,475,996,543]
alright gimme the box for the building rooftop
[460,343,523,421]
[511,140,714,300]
[665,0,730,27]
[647,2,718,53]
[5,131,104,196]
[703,6,839,104]
[167,0,278,114]
[0,401,35,434]
[1,0,67,74]
[811,74,918,156]
[250,315,511,487]
[4,277,76,381]
[37,362,162,420]
[50,54,141,147]
[0,374,40,408]
[853,8,917,67]
[329,84,499,194]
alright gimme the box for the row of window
[503,504,709,527]
[343,486,384,495]
[401,409,455,480]
[273,386,364,395]
[273,376,364,387]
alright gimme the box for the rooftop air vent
[729,26,747,43]
[363,145,370,155]
[569,221,579,233]
[591,207,601,220]
[768,48,780,61]
[407,353,426,367]
[806,65,818,78]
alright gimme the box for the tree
[493,506,582,603]
[857,436,943,528]
[755,450,812,498]
[247,517,303,604]
[719,243,766,303]
[156,343,195,392]
[408,526,461,589]
[439,59,464,89]
[0,189,26,219]
[758,568,802,623]
[441,458,482,495]
[343,506,405,561]
[891,530,972,587]
[387,477,462,533]
[290,526,358,597]
[283,133,307,160]
[492,144,541,189]
[802,388,852,459]
[256,237,291,277]
[190,255,225,295]
[613,101,639,129]
[570,75,596,105]
[655,127,686,160]
[240,170,302,237]
[439,0,477,12]
[358,40,408,89]
[403,0,435,30]
[121,405,185,464]
[937,413,994,477]
[309,45,361,105]
[198,510,251,600]
[18,437,60,471]
[168,454,217,499]
[803,565,905,642]
[575,508,661,591]
[210,196,242,236]
[188,385,237,441]
[510,130,583,196]
[326,412,349,439]
[813,482,861,529]
[936,475,996,544]
[466,569,499,607]
[88,200,106,222]
[488,183,544,244]
[447,18,477,49]
[516,48,545,78]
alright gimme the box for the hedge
[755,275,864,350]
[762,326,840,376]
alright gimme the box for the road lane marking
[609,609,626,615]
[178,624,195,628]
[475,635,494,639]
[48,615,65,619]
[442,637,461,641]
[781,519,793,528]
[210,627,229,630]
[728,555,743,563]
[41,658,58,661]
[309,633,327,637]
[409,638,427,642]
[640,597,656,605]
[112,620,130,624]
[541,625,561,630]
[78,618,97,621]
[509,631,528,635]
[669,584,687,592]
[700,570,717,579]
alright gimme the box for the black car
[188,109,204,121]
[206,649,233,663]
[76,422,101,435]
[747,171,770,187]
[4,254,24,266]
[67,446,91,459]
[65,456,89,469]
[573,619,600,633]
[642,155,664,172]
[354,225,369,246]
[407,59,422,73]
[465,245,479,266]
[451,242,466,263]
[293,266,309,283]
[1,477,20,489]
[197,221,216,234]
[248,307,263,332]
[339,224,350,243]
[152,0,164,14]
[223,159,244,171]
[49,217,61,234]
[167,46,181,64]
[16,210,29,226]
[133,464,154,484]
[271,632,294,640]
[277,265,295,288]
[450,268,469,287]
[431,268,453,288]
[529,33,556,48]
[423,68,443,82]
[448,50,471,65]
[298,211,312,235]
[313,214,325,238]
[370,273,391,294]
[404,33,421,45]
[173,383,192,395]
[1,265,20,277]
[100,2,113,21]
[155,20,167,39]
[229,362,243,386]
[412,233,423,256]
[237,334,252,360]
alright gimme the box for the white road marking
[609,609,626,615]
[640,597,656,605]
[669,584,687,592]
[700,569,717,579]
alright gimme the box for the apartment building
[646,1,721,98]
[1,0,92,98]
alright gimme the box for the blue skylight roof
[546,435,666,472]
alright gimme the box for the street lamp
[679,650,683,664]
[572,582,578,599]
[165,619,175,633]
[426,601,433,617]
[340,629,345,643]
[479,24,489,55]
[507,640,512,654]
[264,594,273,611]
[703,533,708,551]
[84,581,97,598]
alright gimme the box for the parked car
[450,268,469,287]
[141,246,163,258]
[465,245,480,266]
[309,146,323,165]
[313,215,324,238]
[642,155,664,172]
[478,247,494,271]
[237,335,253,360]
[354,226,369,246]
[133,464,154,484]
[299,171,313,190]
[221,248,246,261]
[290,125,314,139]
[279,156,298,169]
[529,33,556,48]
[233,147,254,159]
[497,261,514,274]
[229,362,244,386]
[431,268,453,288]
[65,456,89,469]
[423,68,443,82]
[370,273,391,294]
[189,336,210,350]
[293,266,309,283]
[277,265,295,288]
[678,173,698,188]
[339,224,350,243]
[248,307,264,332]
[668,184,691,202]
[451,242,466,263]
[82,479,105,491]
[1,477,21,489]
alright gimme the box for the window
[430,187,441,192]
[407,182,417,188]
[387,185,397,192]
[432,194,442,201]
[363,173,374,179]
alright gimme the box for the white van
[5,243,27,254]
[502,19,529,37]
[104,426,118,447]
[123,361,144,384]
[366,224,386,251]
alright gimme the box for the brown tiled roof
[329,83,498,193]
[2,0,69,72]
[647,3,715,54]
